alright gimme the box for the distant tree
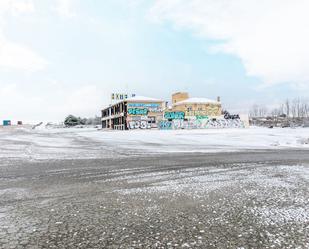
[285,99,290,117]
[249,104,259,117]
[64,115,80,127]
[270,108,281,117]
[64,115,101,127]
[85,116,101,125]
[249,104,268,117]
[79,118,87,125]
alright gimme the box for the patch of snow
[253,207,309,224]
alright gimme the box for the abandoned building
[101,92,248,130]
[101,95,165,130]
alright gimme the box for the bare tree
[250,97,309,127]
[291,98,297,118]
[285,99,290,117]
[299,98,309,118]
[271,108,282,117]
[249,104,259,117]
[250,105,268,117]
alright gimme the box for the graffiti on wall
[128,103,162,113]
[205,119,244,128]
[112,93,135,101]
[127,115,157,130]
[223,111,240,120]
[195,115,209,120]
[128,103,160,108]
[158,121,173,130]
[159,119,245,130]
[128,120,152,129]
[128,108,148,116]
[164,111,185,120]
[186,105,221,117]
[148,108,163,113]
[127,103,162,129]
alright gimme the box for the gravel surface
[1,149,309,249]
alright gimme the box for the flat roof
[126,95,163,102]
[174,97,220,106]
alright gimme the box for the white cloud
[53,0,76,18]
[150,0,309,86]
[0,0,47,72]
[62,85,103,116]
[0,0,35,15]
[0,83,43,123]
[0,35,47,72]
[0,83,105,123]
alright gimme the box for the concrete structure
[101,96,164,130]
[170,92,222,118]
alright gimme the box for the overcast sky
[1,0,309,123]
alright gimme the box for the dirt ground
[1,149,309,249]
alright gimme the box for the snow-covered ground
[1,126,309,248]
[0,126,308,160]
[84,127,309,153]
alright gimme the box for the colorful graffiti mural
[128,103,160,108]
[164,111,185,120]
[127,102,163,129]
[159,119,245,130]
[223,111,240,120]
[195,115,209,120]
[186,105,221,117]
[127,115,158,130]
[128,108,148,116]
[128,120,151,129]
[128,103,162,113]
[158,121,173,130]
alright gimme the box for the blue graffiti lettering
[128,108,148,115]
[164,112,185,120]
[159,121,173,130]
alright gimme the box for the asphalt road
[1,150,309,249]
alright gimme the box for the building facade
[101,96,164,130]
[102,92,247,130]
[159,92,246,130]
[170,92,222,118]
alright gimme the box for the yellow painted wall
[173,103,222,117]
[172,92,189,105]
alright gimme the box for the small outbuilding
[3,120,11,126]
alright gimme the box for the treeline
[64,115,101,127]
[250,98,309,118]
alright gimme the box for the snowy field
[0,126,308,160]
[0,126,309,248]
